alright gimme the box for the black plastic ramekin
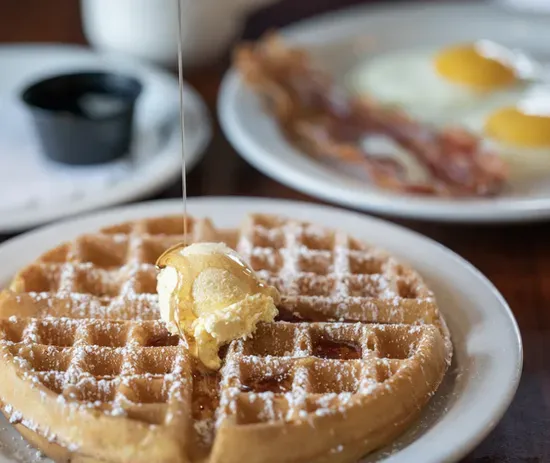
[21,72,143,165]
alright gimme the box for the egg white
[347,47,529,125]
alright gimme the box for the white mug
[494,0,550,12]
[81,0,279,68]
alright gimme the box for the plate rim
[0,196,523,463]
[218,1,550,223]
[0,43,211,233]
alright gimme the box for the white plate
[0,44,211,233]
[219,2,550,222]
[0,197,522,463]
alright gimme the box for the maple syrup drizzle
[174,0,187,345]
[177,0,188,243]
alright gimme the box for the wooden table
[0,1,548,462]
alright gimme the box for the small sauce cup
[21,72,142,165]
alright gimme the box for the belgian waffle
[0,214,451,463]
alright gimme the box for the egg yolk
[434,43,516,90]
[485,107,550,147]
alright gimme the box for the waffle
[0,213,452,463]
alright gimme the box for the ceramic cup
[81,0,280,68]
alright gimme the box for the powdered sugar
[0,213,450,458]
[237,215,437,327]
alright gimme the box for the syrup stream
[177,0,188,243]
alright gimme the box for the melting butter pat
[156,242,279,369]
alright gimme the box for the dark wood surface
[0,1,548,462]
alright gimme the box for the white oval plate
[0,197,522,463]
[0,44,211,233]
[219,2,550,222]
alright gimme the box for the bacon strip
[234,34,508,197]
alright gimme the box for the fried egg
[348,41,536,124]
[461,86,550,177]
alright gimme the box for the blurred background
[1,0,549,234]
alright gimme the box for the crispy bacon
[234,34,508,197]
